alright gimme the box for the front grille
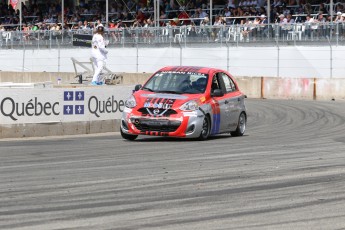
[131,118,181,132]
[137,108,178,117]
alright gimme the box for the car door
[219,72,243,130]
[210,72,231,134]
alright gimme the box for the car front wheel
[198,115,210,141]
[231,112,246,137]
[120,128,138,141]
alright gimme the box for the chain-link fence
[2,23,345,49]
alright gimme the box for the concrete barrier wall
[262,77,315,100]
[236,77,262,99]
[0,86,132,139]
[261,77,345,100]
[0,120,121,139]
[316,78,345,100]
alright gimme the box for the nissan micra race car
[120,66,247,141]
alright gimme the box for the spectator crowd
[1,0,345,43]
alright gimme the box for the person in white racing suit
[91,25,108,85]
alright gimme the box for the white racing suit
[91,33,108,83]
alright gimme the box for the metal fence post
[236,24,239,47]
[276,39,279,78]
[22,39,26,72]
[136,43,139,73]
[184,26,187,48]
[226,42,229,72]
[327,36,332,79]
[179,43,182,66]
[56,37,60,73]
[336,23,339,47]
[122,30,125,48]
[49,31,52,49]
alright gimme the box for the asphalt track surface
[1,99,345,230]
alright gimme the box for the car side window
[221,73,237,93]
[211,74,221,93]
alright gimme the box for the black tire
[198,115,210,141]
[231,112,246,137]
[120,128,138,141]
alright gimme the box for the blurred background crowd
[1,0,345,32]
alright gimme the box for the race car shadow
[131,134,248,142]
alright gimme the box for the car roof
[158,66,224,75]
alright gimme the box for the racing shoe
[90,81,98,86]
[97,81,104,85]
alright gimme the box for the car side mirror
[134,84,142,91]
[211,89,224,97]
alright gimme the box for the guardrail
[1,22,345,49]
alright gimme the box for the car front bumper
[121,107,205,138]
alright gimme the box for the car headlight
[125,95,137,108]
[180,100,199,111]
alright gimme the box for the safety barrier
[0,85,132,139]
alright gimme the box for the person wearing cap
[278,14,288,39]
[335,13,345,37]
[259,14,269,39]
[334,12,343,22]
[90,25,108,85]
[342,13,345,21]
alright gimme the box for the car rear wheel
[120,128,138,141]
[198,115,210,141]
[231,112,246,137]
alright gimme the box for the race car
[120,66,247,140]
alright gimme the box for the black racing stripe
[151,98,158,104]
[174,67,183,72]
[169,66,204,73]
[183,67,191,72]
[156,98,163,104]
[189,67,202,73]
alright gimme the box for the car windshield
[143,71,208,94]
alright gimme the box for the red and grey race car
[120,66,247,140]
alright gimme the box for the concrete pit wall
[0,120,121,139]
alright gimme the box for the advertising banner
[0,86,133,125]
[72,34,93,47]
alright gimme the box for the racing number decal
[211,99,221,135]
[144,98,176,109]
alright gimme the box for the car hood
[134,91,202,110]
